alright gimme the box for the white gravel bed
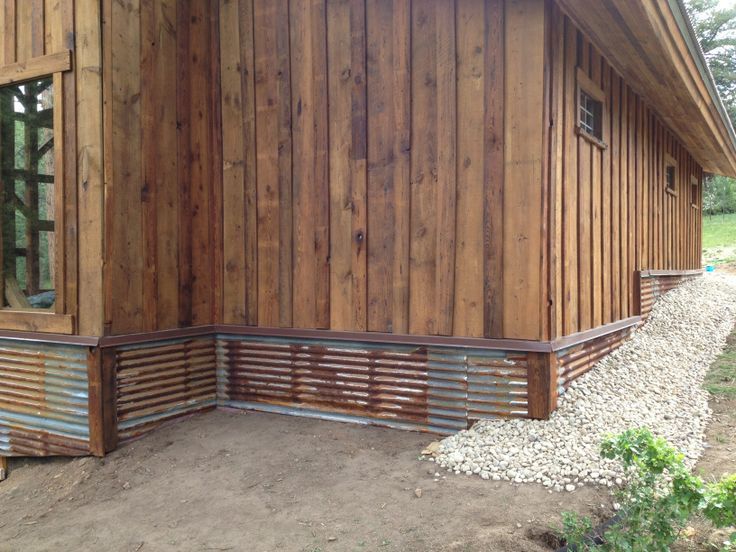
[429,273,736,492]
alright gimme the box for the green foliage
[704,175,736,216]
[685,0,736,128]
[559,428,736,551]
[561,512,595,552]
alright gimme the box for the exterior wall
[217,334,531,434]
[221,0,495,338]
[219,0,547,341]
[102,0,222,335]
[0,0,104,335]
[0,339,100,457]
[546,3,704,339]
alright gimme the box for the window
[690,178,697,205]
[576,68,606,147]
[664,154,677,195]
[0,77,56,309]
[579,90,603,139]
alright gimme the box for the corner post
[527,351,558,419]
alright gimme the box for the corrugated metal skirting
[216,335,529,434]
[115,337,217,442]
[556,327,635,391]
[0,340,91,457]
[640,272,700,318]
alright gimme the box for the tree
[686,0,736,127]
[686,1,736,215]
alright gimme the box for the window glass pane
[0,77,55,309]
[579,90,602,139]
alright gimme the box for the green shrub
[559,428,736,551]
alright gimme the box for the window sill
[665,188,678,197]
[0,310,74,334]
[575,126,607,150]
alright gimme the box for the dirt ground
[0,408,615,552]
[2,334,734,552]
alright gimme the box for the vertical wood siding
[547,6,703,338]
[0,0,104,335]
[102,0,222,335]
[219,0,534,339]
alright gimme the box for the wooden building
[1,0,735,469]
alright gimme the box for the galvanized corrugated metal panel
[556,327,634,391]
[0,339,90,457]
[216,335,529,434]
[640,273,699,318]
[115,337,217,442]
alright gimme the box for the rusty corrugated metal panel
[115,337,217,442]
[640,272,700,319]
[0,339,91,457]
[216,335,530,434]
[556,327,634,390]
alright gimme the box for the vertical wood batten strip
[409,0,457,336]
[502,0,544,340]
[290,0,330,329]
[327,0,367,332]
[453,0,485,338]
[590,48,602,329]
[221,0,247,324]
[577,38,591,331]
[254,0,292,328]
[110,0,143,334]
[239,0,258,326]
[547,2,563,339]
[189,0,215,326]
[62,0,77,325]
[176,0,193,327]
[155,0,180,329]
[562,16,578,335]
[78,0,105,335]
[366,0,410,334]
[601,59,611,324]
[484,0,504,338]
[141,0,159,331]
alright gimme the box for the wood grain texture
[503,0,545,340]
[547,12,703,338]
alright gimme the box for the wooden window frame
[0,51,73,334]
[690,175,699,209]
[575,68,607,149]
[664,153,678,197]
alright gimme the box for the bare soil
[0,409,613,552]
[3,331,734,552]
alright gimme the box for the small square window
[691,176,698,206]
[666,165,676,191]
[579,89,603,140]
[576,68,606,147]
[664,154,677,195]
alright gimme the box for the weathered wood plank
[109,0,143,334]
[454,0,486,338]
[366,0,410,334]
[220,0,247,325]
[327,0,367,332]
[77,0,105,335]
[0,50,71,86]
[290,0,330,329]
[562,16,579,335]
[254,0,292,327]
[503,0,544,340]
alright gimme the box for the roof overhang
[555,0,736,177]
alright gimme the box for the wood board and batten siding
[102,0,223,335]
[220,0,548,341]
[546,4,703,339]
[0,0,104,335]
